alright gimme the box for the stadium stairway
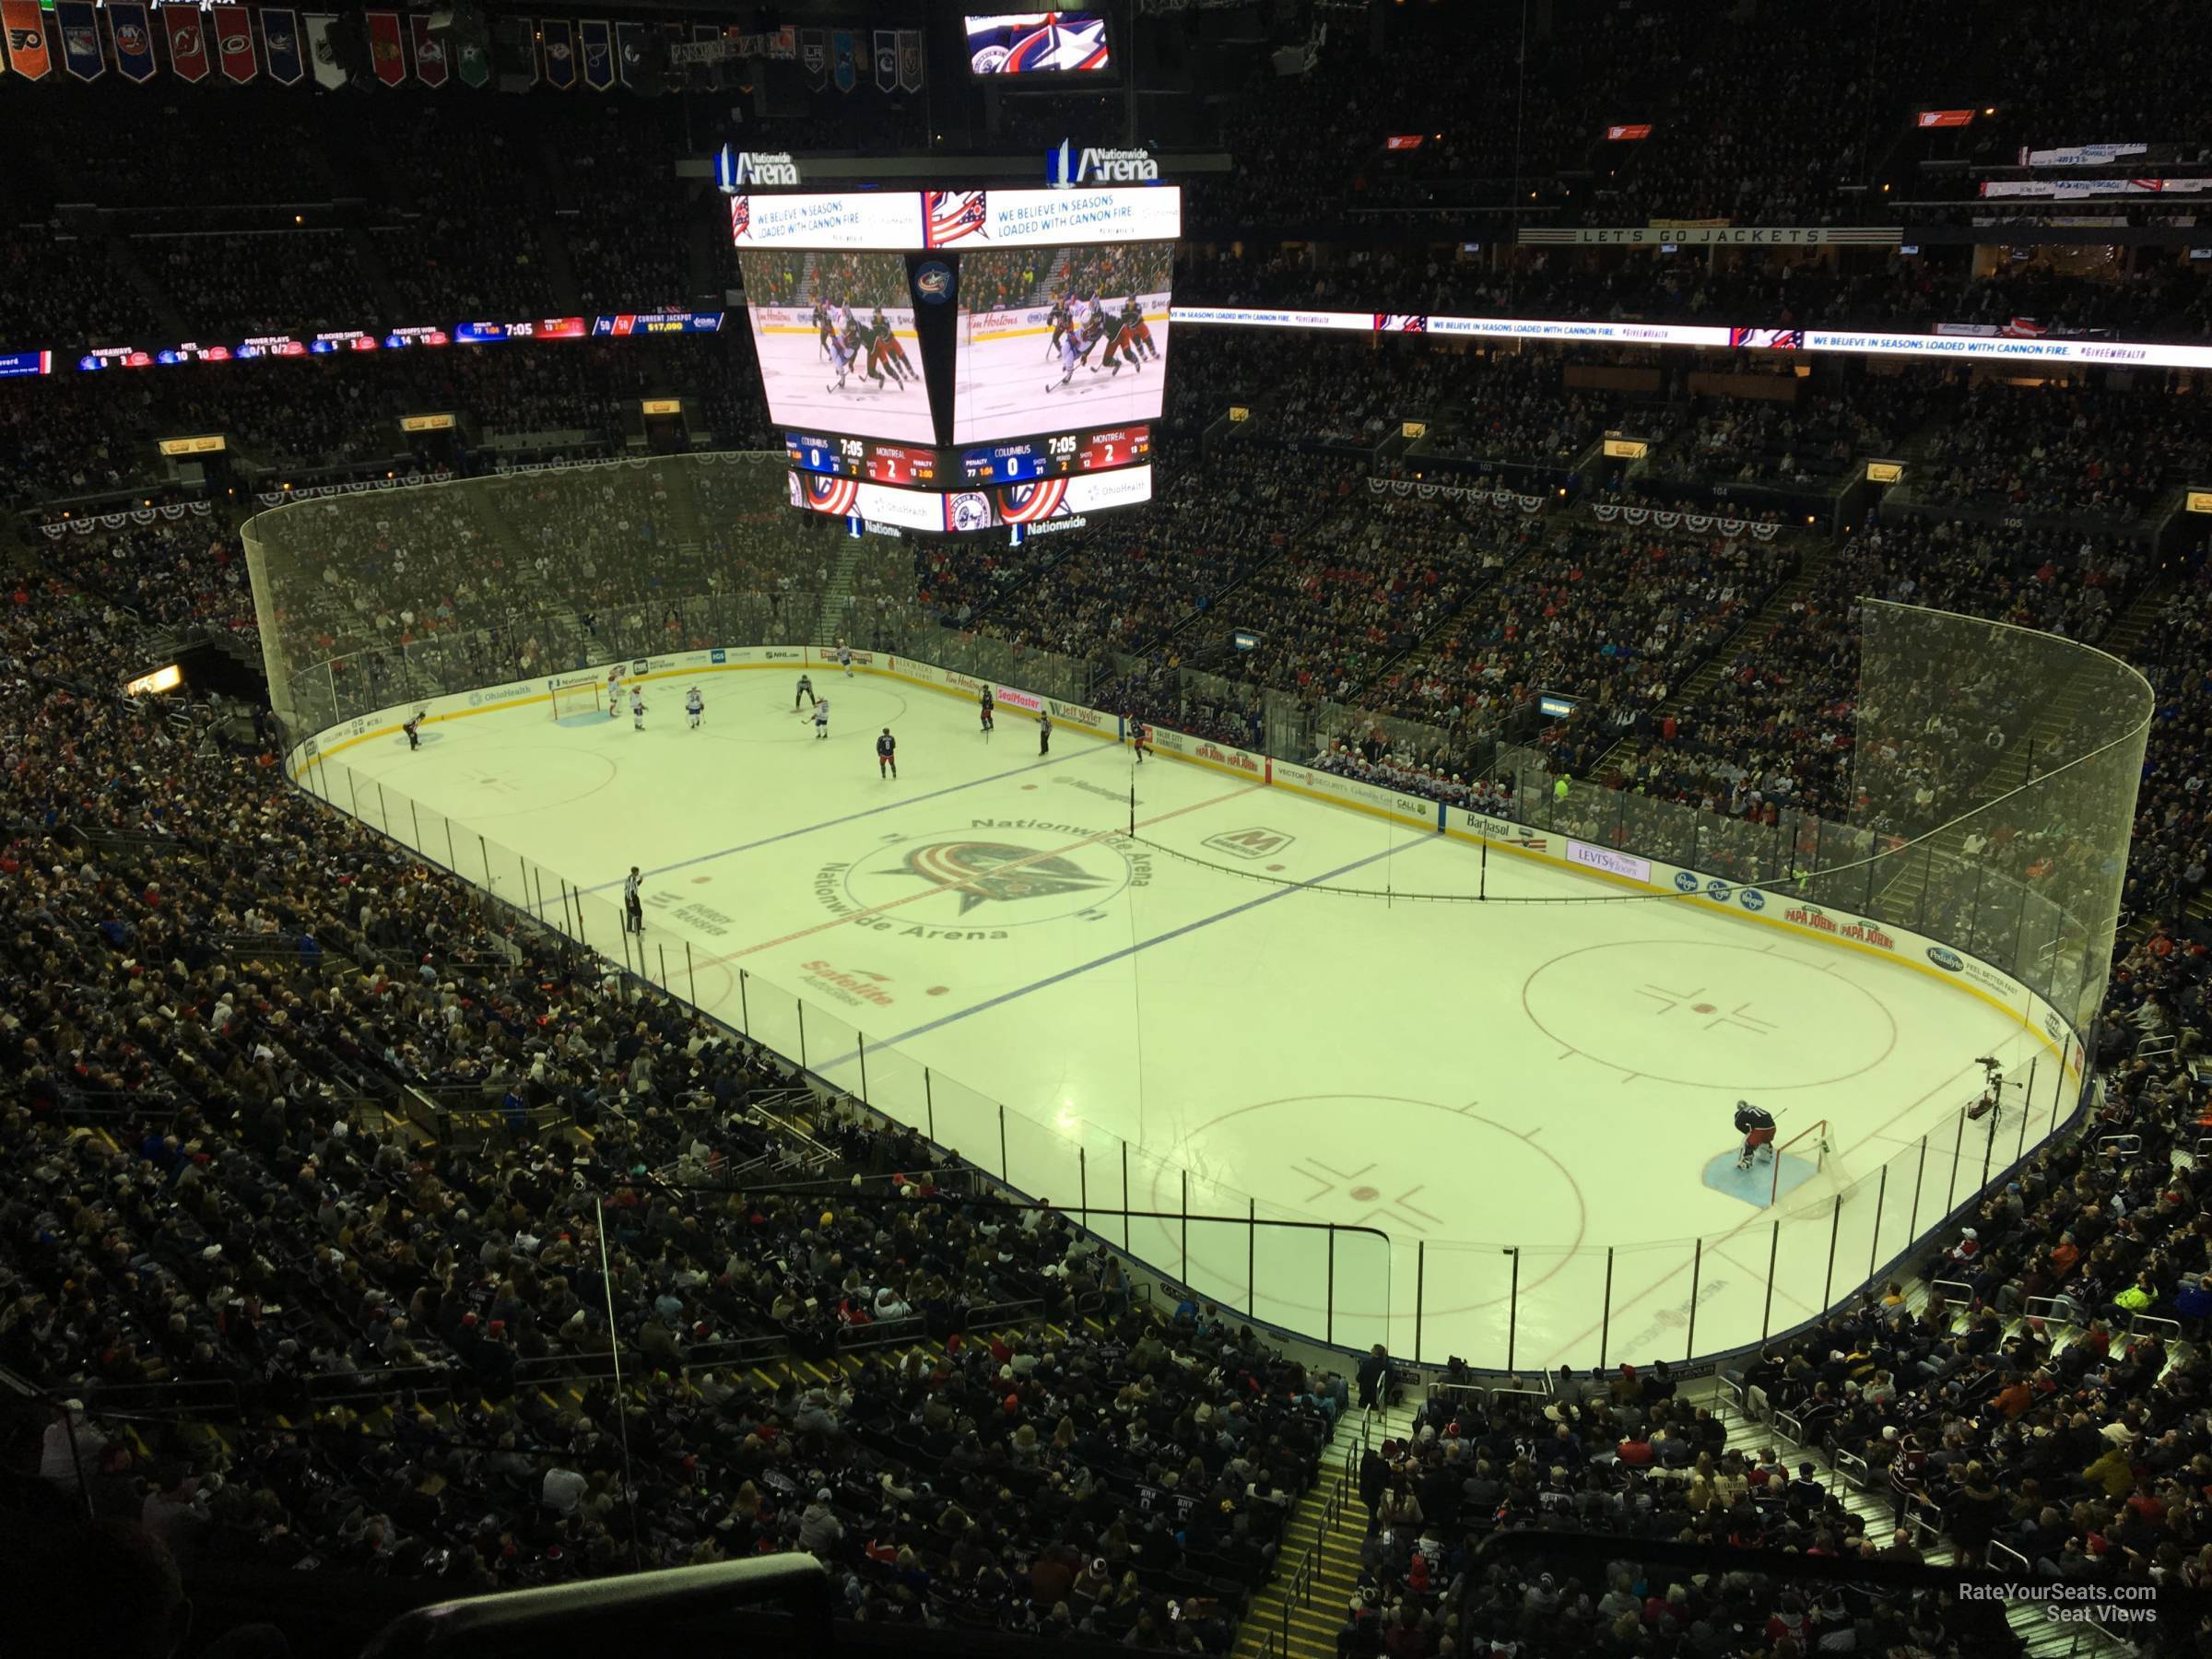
[1232,1398,1413,1659]
[815,543,867,646]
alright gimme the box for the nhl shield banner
[366,11,405,85]
[109,2,157,82]
[163,3,209,81]
[2,0,49,79]
[799,28,826,89]
[303,13,346,88]
[873,29,895,93]
[408,14,447,86]
[830,28,856,93]
[579,18,613,90]
[211,5,255,83]
[55,1,102,81]
[541,18,575,88]
[897,29,923,93]
[261,7,303,84]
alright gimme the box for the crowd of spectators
[1919,382,2212,522]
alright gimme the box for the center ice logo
[815,823,1150,942]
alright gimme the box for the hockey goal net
[548,674,606,722]
[1769,1118,1831,1208]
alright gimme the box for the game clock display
[959,424,1150,482]
[785,432,941,485]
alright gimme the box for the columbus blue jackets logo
[925,189,988,248]
[914,262,953,303]
[997,477,1070,524]
[892,841,1112,914]
[803,475,860,517]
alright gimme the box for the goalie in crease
[1735,1100,1777,1171]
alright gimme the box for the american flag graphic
[925,190,988,248]
[804,476,862,517]
[729,197,752,241]
[996,477,1070,524]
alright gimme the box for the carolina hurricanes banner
[408,14,447,87]
[365,11,405,84]
[542,18,575,88]
[579,18,614,89]
[873,28,895,92]
[163,3,210,81]
[261,7,304,84]
[110,2,157,81]
[211,5,255,83]
[55,1,102,81]
[3,0,50,79]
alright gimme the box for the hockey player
[403,711,425,751]
[629,687,647,731]
[685,686,704,729]
[1044,293,1073,359]
[877,727,897,779]
[606,664,623,714]
[826,319,864,392]
[979,686,994,735]
[813,694,830,740]
[624,865,644,934]
[811,299,836,359]
[794,672,815,711]
[1037,709,1052,756]
[865,310,909,385]
[1734,1100,1777,1170]
[1100,300,1145,376]
[838,641,854,677]
[1123,296,1159,362]
[1129,714,1149,764]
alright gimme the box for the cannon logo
[817,823,1150,942]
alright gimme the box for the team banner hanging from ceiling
[409,14,447,86]
[542,18,575,87]
[2,0,49,79]
[54,1,102,81]
[304,13,346,88]
[366,11,405,84]
[873,28,895,92]
[164,3,210,81]
[212,5,256,82]
[110,2,157,81]
[579,18,614,89]
[898,29,923,91]
[615,20,643,87]
[800,27,826,88]
[262,7,304,84]
[831,28,857,92]
[455,18,488,85]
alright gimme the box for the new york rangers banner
[163,2,210,81]
[897,29,924,93]
[799,27,826,88]
[55,1,103,81]
[615,19,643,88]
[541,18,575,88]
[261,7,304,85]
[830,28,856,93]
[408,13,447,87]
[110,2,158,82]
[2,0,49,81]
[365,11,405,85]
[212,5,255,83]
[579,18,613,89]
[873,28,895,92]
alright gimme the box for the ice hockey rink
[952,291,1172,441]
[305,662,2062,1374]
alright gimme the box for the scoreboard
[958,425,1151,483]
[785,432,941,486]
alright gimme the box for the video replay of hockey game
[950,241,1173,444]
[735,248,933,444]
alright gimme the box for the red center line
[688,780,1269,972]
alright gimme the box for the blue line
[579,744,1093,893]
[808,831,1437,1074]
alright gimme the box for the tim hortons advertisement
[1145,724,1265,780]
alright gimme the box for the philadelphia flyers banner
[163,2,210,81]
[3,0,50,79]
[211,4,255,83]
[366,10,406,84]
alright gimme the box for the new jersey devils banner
[109,2,158,82]
[163,2,210,81]
[408,13,447,86]
[366,11,405,84]
[211,5,255,82]
[2,0,50,80]
[261,6,304,84]
[55,0,103,81]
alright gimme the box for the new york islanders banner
[366,11,405,85]
[109,2,158,82]
[2,0,49,79]
[212,5,256,83]
[579,18,614,89]
[261,7,305,85]
[541,18,575,88]
[409,14,448,87]
[54,0,102,81]
[163,2,210,81]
